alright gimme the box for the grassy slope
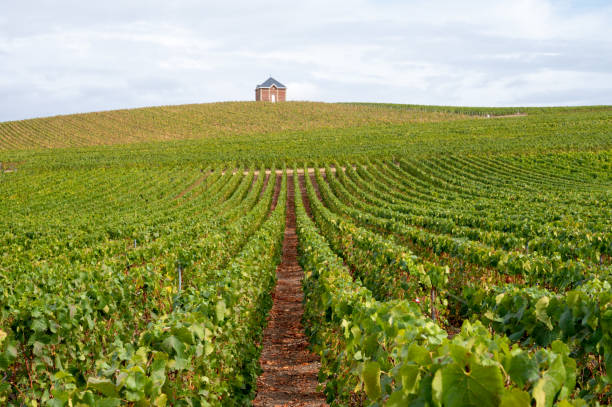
[0,102,610,170]
[0,101,464,150]
[345,103,612,116]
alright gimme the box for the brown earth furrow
[308,173,323,202]
[223,167,355,176]
[253,174,328,407]
[270,174,282,211]
[173,172,209,199]
[297,174,312,217]
[260,172,271,199]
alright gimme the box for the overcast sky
[1,0,611,121]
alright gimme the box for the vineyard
[0,102,466,150]
[0,103,611,406]
[297,153,611,406]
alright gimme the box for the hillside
[1,101,611,405]
[0,101,466,150]
[1,103,611,171]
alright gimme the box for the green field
[0,102,611,406]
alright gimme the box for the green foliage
[294,173,584,406]
[463,280,612,395]
[2,104,611,169]
[0,168,286,405]
[0,101,610,405]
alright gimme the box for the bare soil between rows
[174,172,209,199]
[253,174,328,407]
[221,166,355,176]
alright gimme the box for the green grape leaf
[361,361,382,400]
[153,394,168,407]
[97,398,121,407]
[216,300,227,321]
[162,335,185,359]
[500,388,531,407]
[535,297,553,330]
[533,356,566,407]
[398,363,420,393]
[440,362,503,407]
[508,353,540,388]
[87,377,118,397]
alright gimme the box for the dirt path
[253,174,328,407]
[297,175,312,217]
[260,172,271,199]
[174,172,209,199]
[308,173,323,202]
[270,174,282,211]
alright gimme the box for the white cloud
[0,0,611,120]
[287,81,321,101]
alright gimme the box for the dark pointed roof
[256,77,286,89]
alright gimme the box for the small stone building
[255,77,286,102]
